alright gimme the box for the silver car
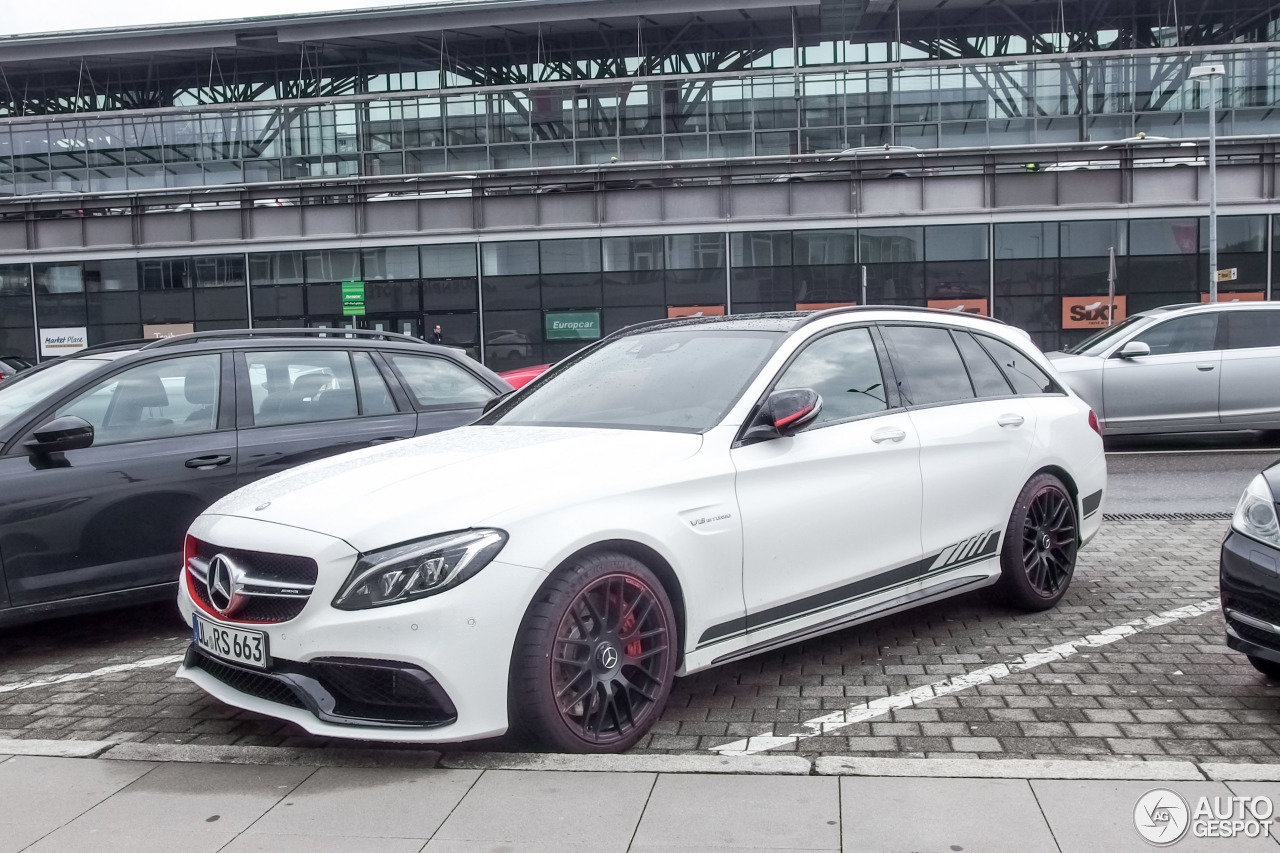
[1047,302,1280,435]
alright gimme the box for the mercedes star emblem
[206,554,243,616]
[598,644,619,670]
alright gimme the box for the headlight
[333,529,507,610]
[1232,474,1280,549]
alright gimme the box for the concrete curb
[0,738,117,759]
[1201,763,1280,782]
[100,742,442,769]
[813,757,1207,780]
[438,752,813,775]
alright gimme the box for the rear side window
[881,325,975,406]
[1224,310,1280,350]
[386,354,495,407]
[775,327,888,427]
[953,332,1014,398]
[246,350,359,426]
[352,353,397,416]
[978,335,1057,395]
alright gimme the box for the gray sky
[0,1,468,37]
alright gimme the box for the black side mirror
[482,391,513,415]
[25,415,95,454]
[742,388,823,443]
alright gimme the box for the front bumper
[176,513,549,743]
[1220,528,1280,666]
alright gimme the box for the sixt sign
[1062,295,1126,329]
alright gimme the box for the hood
[1044,351,1101,372]
[206,425,703,551]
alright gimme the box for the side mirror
[742,388,823,442]
[1116,340,1151,359]
[482,391,513,415]
[25,415,94,454]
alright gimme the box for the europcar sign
[545,311,601,341]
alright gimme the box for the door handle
[369,436,405,446]
[1196,363,1215,371]
[871,427,906,444]
[997,414,1025,428]
[185,455,232,469]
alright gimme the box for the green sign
[341,281,365,317]
[545,311,601,341]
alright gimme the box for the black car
[1221,460,1280,679]
[0,355,34,384]
[0,329,511,626]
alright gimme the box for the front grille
[189,650,306,709]
[188,538,318,624]
[311,657,457,725]
[1223,593,1280,649]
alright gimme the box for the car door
[0,352,236,606]
[881,325,1039,574]
[1101,312,1221,432]
[234,348,418,486]
[733,325,924,634]
[381,351,504,434]
[1219,309,1280,428]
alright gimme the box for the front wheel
[1247,655,1280,681]
[512,552,677,753]
[994,473,1079,611]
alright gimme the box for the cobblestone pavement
[2,518,1277,763]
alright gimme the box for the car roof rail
[140,328,424,350]
[797,304,1009,328]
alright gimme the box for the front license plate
[193,614,269,670]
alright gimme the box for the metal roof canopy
[0,0,819,63]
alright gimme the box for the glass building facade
[1,214,1273,368]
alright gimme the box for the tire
[1247,655,1280,681]
[512,552,677,753]
[994,473,1079,612]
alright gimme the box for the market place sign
[545,311,601,341]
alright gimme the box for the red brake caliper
[623,581,642,659]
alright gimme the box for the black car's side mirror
[742,388,823,443]
[482,391,513,415]
[25,416,95,454]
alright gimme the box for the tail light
[1088,410,1101,436]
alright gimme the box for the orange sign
[796,302,857,311]
[667,305,725,319]
[1062,296,1127,329]
[927,299,988,316]
[1201,292,1265,303]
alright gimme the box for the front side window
[0,358,105,435]
[1224,311,1280,351]
[246,350,358,426]
[57,354,221,444]
[882,325,975,406]
[386,354,495,408]
[775,327,888,427]
[1131,314,1219,355]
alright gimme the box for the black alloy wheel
[514,552,677,753]
[996,473,1079,611]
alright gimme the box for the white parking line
[0,653,185,694]
[710,597,1221,756]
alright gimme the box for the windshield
[1062,315,1151,356]
[0,358,112,434]
[491,328,783,432]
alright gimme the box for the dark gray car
[1047,302,1280,435]
[0,330,511,625]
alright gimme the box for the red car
[498,363,550,389]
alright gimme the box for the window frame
[381,351,502,411]
[878,322,980,410]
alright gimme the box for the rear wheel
[995,473,1079,611]
[513,552,677,753]
[1247,655,1280,681]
